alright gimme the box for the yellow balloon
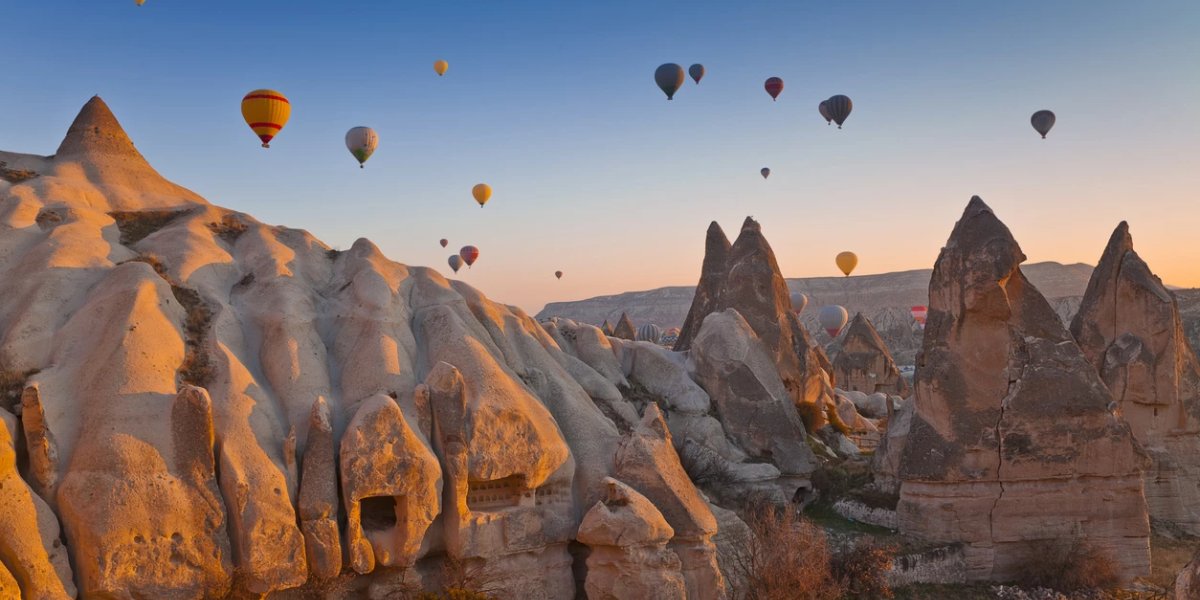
[835,251,858,277]
[434,60,449,76]
[135,0,146,5]
[472,183,492,208]
[241,89,291,149]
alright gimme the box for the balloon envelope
[555,270,563,279]
[472,184,492,207]
[835,251,858,276]
[460,245,480,267]
[655,63,685,100]
[790,292,809,314]
[439,238,448,248]
[241,89,291,148]
[1031,110,1056,138]
[764,77,784,100]
[819,305,849,338]
[637,324,663,344]
[448,255,463,273]
[911,305,928,329]
[818,100,832,124]
[434,60,449,76]
[688,64,705,84]
[345,126,378,168]
[760,167,771,179]
[826,95,853,128]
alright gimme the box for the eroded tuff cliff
[1070,222,1200,535]
[897,197,1151,581]
[0,97,752,599]
[830,312,910,397]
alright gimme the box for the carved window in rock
[360,495,401,531]
[467,475,527,511]
[534,482,571,507]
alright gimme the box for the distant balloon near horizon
[1031,110,1056,139]
[439,238,448,248]
[344,127,378,168]
[460,245,480,268]
[911,305,928,329]
[433,60,449,76]
[825,95,853,128]
[688,64,705,84]
[637,323,663,344]
[835,251,858,276]
[790,292,809,315]
[655,63,685,100]
[760,167,770,179]
[135,0,146,5]
[448,254,463,273]
[819,305,849,338]
[555,270,563,280]
[240,89,290,148]
[764,77,783,101]
[818,100,832,125]
[472,183,492,208]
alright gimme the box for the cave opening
[360,496,398,531]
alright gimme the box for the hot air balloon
[825,95,852,128]
[819,305,849,338]
[434,60,449,76]
[135,0,146,5]
[555,270,563,280]
[472,184,491,208]
[835,251,858,276]
[448,255,463,273]
[460,245,480,268]
[655,63,685,100]
[241,90,291,148]
[439,238,448,248]
[345,127,378,168]
[764,77,783,101]
[818,100,832,125]
[689,64,705,84]
[910,305,928,329]
[637,324,663,344]
[760,167,770,179]
[1031,110,1056,139]
[790,292,809,315]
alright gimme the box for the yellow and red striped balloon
[241,89,291,148]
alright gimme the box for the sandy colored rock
[1070,222,1200,535]
[831,312,910,396]
[613,312,637,341]
[689,309,816,479]
[615,405,726,600]
[897,197,1151,581]
[298,397,342,581]
[0,409,75,600]
[341,394,442,573]
[578,478,686,600]
[676,221,732,352]
[1177,550,1200,600]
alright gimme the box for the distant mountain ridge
[538,262,1200,365]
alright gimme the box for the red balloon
[764,77,783,101]
[459,245,480,267]
[555,270,563,279]
[439,238,448,248]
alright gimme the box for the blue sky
[2,1,1198,312]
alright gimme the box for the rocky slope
[896,197,1151,581]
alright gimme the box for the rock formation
[577,478,686,600]
[0,97,742,598]
[1070,222,1200,535]
[897,197,1151,581]
[831,312,910,396]
[1177,550,1200,600]
[612,312,637,340]
[673,217,835,417]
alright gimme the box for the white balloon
[345,126,379,168]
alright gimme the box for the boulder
[1070,222,1200,535]
[577,478,686,600]
[614,406,727,600]
[897,197,1151,581]
[298,397,342,581]
[689,309,816,480]
[831,313,910,396]
[1177,550,1200,600]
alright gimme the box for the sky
[2,1,1198,313]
